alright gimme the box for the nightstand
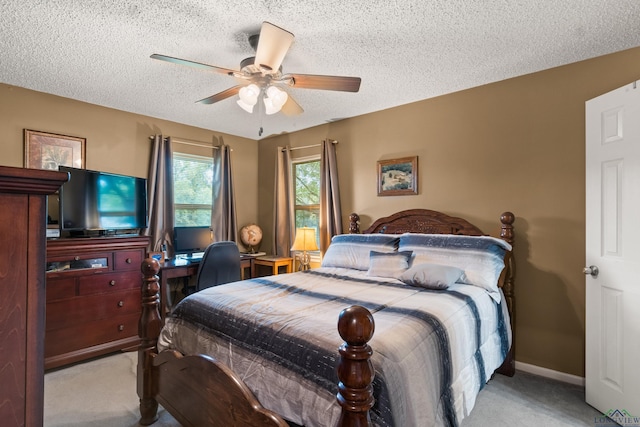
[255,256,293,276]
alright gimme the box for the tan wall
[0,84,259,242]
[258,46,640,377]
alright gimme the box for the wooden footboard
[138,259,375,426]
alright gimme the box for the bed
[137,208,516,427]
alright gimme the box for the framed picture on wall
[377,156,418,196]
[24,129,86,170]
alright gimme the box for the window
[293,158,320,248]
[172,152,213,227]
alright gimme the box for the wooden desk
[240,255,257,279]
[254,256,293,275]
[158,256,255,319]
[157,258,199,319]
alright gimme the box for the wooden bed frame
[137,208,515,426]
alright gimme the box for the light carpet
[44,351,602,426]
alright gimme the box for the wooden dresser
[45,235,149,370]
[0,165,68,427]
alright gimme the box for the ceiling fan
[151,21,362,120]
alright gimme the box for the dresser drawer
[46,277,76,302]
[46,289,141,330]
[45,312,140,357]
[114,249,143,271]
[78,271,140,295]
[46,251,112,273]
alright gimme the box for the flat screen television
[173,226,213,257]
[58,166,148,233]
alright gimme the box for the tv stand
[67,229,135,238]
[45,235,150,369]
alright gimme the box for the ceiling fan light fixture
[237,98,255,113]
[264,85,288,115]
[239,84,260,104]
[263,97,278,115]
[237,83,260,113]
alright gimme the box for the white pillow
[366,250,412,278]
[399,263,464,290]
[321,234,399,270]
[398,234,511,302]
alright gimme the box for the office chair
[193,241,242,293]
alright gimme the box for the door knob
[583,265,599,278]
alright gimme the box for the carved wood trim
[138,258,162,425]
[358,209,485,235]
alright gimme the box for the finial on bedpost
[138,258,162,425]
[349,213,360,234]
[498,212,516,377]
[500,212,515,245]
[336,305,375,427]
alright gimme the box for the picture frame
[24,129,86,170]
[377,156,418,196]
[148,251,165,263]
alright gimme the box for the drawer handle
[74,256,80,261]
[126,258,132,264]
[117,301,124,307]
[118,324,124,331]
[109,280,116,286]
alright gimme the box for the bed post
[348,213,360,234]
[497,211,516,376]
[138,258,162,425]
[336,305,375,427]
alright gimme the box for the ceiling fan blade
[254,22,294,72]
[280,93,304,116]
[151,54,236,76]
[196,85,242,104]
[287,74,361,92]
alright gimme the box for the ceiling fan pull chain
[258,92,265,136]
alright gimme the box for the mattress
[158,266,511,427]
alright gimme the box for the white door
[585,80,640,422]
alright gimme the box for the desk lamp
[291,227,319,271]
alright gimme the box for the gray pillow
[321,234,400,270]
[399,263,464,290]
[366,250,412,278]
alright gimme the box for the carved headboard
[349,209,485,236]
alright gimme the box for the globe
[240,224,263,253]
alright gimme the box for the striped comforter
[158,267,511,427]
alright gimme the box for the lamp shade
[236,98,255,113]
[237,84,260,113]
[264,85,288,115]
[239,84,260,104]
[291,227,319,252]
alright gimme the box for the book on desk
[240,251,266,258]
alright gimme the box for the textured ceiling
[2,1,640,140]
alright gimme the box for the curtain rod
[283,140,338,152]
[149,136,226,150]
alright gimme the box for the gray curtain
[319,139,343,254]
[273,145,294,256]
[211,143,238,242]
[144,135,174,254]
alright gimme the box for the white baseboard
[515,361,585,386]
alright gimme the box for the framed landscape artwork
[377,156,418,196]
[24,129,85,170]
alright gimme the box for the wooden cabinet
[0,165,68,427]
[45,236,149,370]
